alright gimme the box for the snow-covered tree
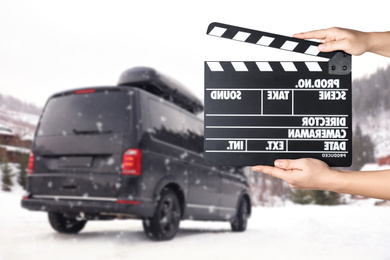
[1,152,13,192]
[290,190,313,205]
[312,190,340,205]
[352,124,376,171]
[17,153,28,190]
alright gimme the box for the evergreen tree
[352,64,390,117]
[290,190,313,205]
[352,124,376,170]
[17,153,28,190]
[1,151,13,192]
[312,190,340,205]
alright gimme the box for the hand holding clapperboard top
[204,23,390,201]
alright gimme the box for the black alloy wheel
[143,188,181,241]
[48,212,87,234]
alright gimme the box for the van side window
[148,98,185,147]
[183,115,204,154]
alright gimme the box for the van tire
[231,197,248,232]
[142,189,181,241]
[48,212,87,234]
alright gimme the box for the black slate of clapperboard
[204,22,352,167]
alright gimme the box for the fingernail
[251,166,260,171]
[319,44,326,50]
[274,160,282,167]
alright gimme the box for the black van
[22,67,251,240]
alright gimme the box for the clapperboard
[204,22,352,167]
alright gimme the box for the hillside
[0,94,41,138]
[0,93,41,116]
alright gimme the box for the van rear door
[29,88,133,200]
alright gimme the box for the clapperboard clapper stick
[204,22,352,167]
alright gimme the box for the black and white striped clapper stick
[204,22,352,167]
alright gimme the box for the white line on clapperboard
[206,114,349,117]
[206,138,349,140]
[206,88,349,116]
[206,126,347,129]
[205,137,349,153]
[205,150,349,153]
[206,89,350,91]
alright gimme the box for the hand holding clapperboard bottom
[204,23,390,200]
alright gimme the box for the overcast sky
[1,0,389,107]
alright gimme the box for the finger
[274,159,303,171]
[251,165,289,181]
[319,39,350,53]
[293,29,329,40]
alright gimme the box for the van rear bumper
[21,196,155,218]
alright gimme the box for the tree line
[352,65,390,117]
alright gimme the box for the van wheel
[231,197,248,232]
[142,189,181,241]
[48,212,87,234]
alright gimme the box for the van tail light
[28,152,34,175]
[122,149,142,175]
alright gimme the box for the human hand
[293,27,369,56]
[251,158,338,190]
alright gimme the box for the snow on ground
[1,190,389,260]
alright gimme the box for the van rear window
[37,92,131,137]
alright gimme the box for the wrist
[324,169,349,193]
[366,32,383,54]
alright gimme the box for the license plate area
[58,156,92,168]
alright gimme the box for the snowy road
[1,192,390,260]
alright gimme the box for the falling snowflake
[180,152,188,159]
[96,121,103,131]
[106,157,115,165]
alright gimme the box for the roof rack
[117,67,203,114]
